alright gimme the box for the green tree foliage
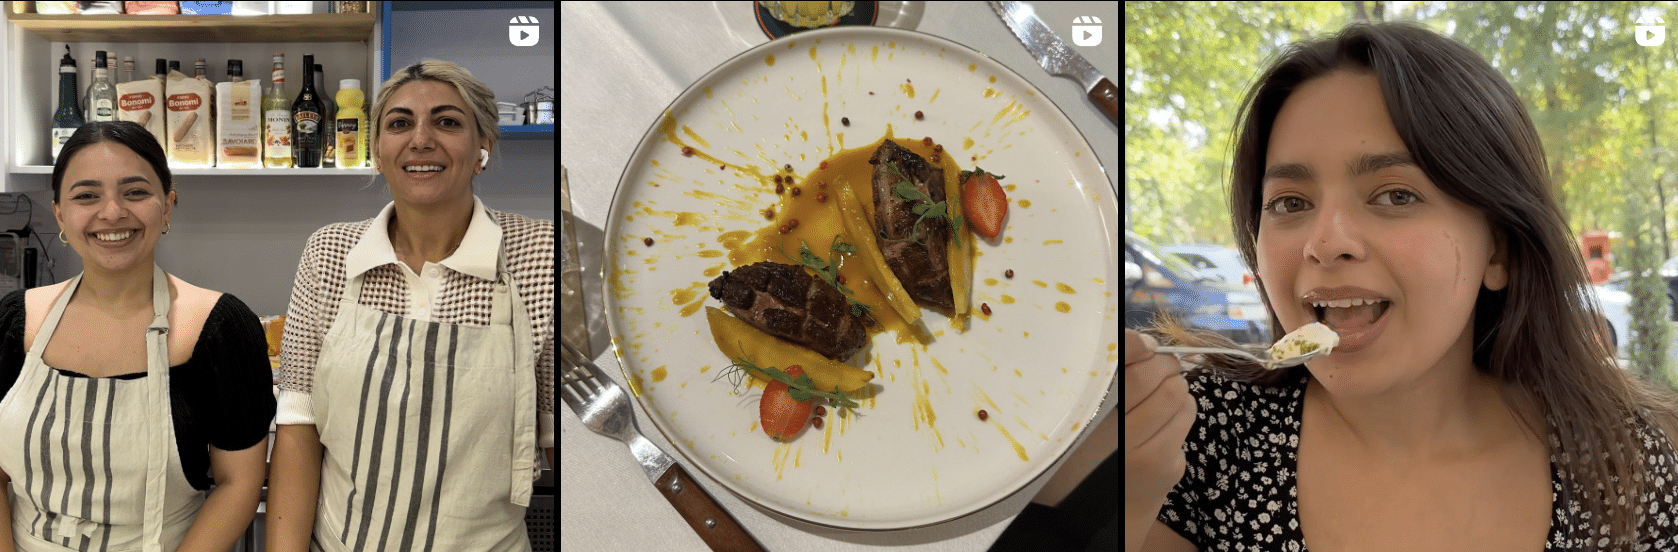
[1125,2,1677,248]
[1624,162,1678,386]
[1125,1,1349,242]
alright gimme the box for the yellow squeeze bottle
[334,79,365,168]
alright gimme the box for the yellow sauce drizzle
[991,422,1029,462]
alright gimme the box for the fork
[560,340,766,552]
[1153,345,1327,370]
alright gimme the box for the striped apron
[0,266,203,552]
[310,247,538,552]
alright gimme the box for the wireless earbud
[480,149,489,169]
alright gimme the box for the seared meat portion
[869,139,954,309]
[707,261,868,361]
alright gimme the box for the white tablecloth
[560,2,1119,550]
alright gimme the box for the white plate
[601,26,1120,530]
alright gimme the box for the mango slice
[944,159,973,329]
[706,306,874,393]
[834,181,922,325]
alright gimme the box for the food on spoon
[1267,322,1339,365]
[960,167,1008,239]
[706,307,874,393]
[869,139,955,309]
[707,261,869,361]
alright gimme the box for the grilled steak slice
[869,139,954,309]
[707,261,868,361]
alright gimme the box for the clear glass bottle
[264,54,292,168]
[86,50,116,122]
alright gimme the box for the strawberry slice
[760,365,815,440]
[962,167,1008,238]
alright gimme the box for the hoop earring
[57,231,67,244]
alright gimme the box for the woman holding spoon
[1127,21,1678,551]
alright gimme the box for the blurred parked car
[1657,256,1678,321]
[1593,279,1632,359]
[1164,244,1258,293]
[1126,230,1269,345]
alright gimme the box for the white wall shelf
[3,2,384,192]
[0,2,552,318]
[6,12,376,43]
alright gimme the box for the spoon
[1153,344,1328,370]
[1154,322,1339,370]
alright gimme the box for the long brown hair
[1154,20,1678,546]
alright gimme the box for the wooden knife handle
[1090,77,1118,125]
[655,464,767,552]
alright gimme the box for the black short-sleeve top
[1158,369,1678,550]
[0,288,277,491]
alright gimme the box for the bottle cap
[339,79,360,90]
[94,50,107,68]
[59,46,76,68]
[228,59,243,77]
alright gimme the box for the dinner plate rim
[597,24,1119,532]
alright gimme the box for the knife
[560,166,591,358]
[991,1,1118,125]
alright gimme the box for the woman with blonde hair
[265,60,555,552]
[1127,21,1678,551]
[0,121,273,552]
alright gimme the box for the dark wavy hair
[51,121,174,205]
[1153,20,1678,547]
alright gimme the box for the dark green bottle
[51,45,84,164]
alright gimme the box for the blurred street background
[1125,2,1678,388]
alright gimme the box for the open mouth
[403,164,446,174]
[1310,298,1392,332]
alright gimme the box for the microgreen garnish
[713,349,862,410]
[777,235,879,323]
[881,159,964,249]
[957,166,1006,183]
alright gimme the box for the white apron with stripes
[0,266,202,552]
[310,247,538,552]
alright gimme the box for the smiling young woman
[0,121,273,552]
[1129,21,1678,552]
